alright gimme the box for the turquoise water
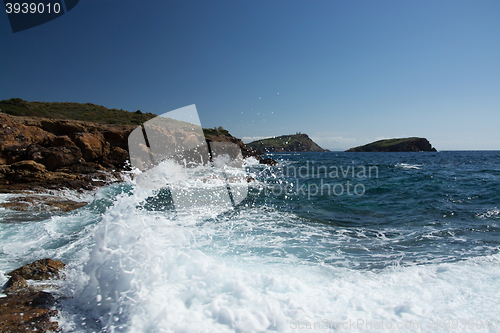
[0,151,499,332]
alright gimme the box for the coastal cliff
[0,99,268,193]
[246,133,328,153]
[0,112,133,192]
[346,137,437,152]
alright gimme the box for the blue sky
[1,0,498,150]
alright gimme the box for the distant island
[346,137,437,152]
[246,133,329,152]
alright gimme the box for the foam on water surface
[1,151,499,332]
[57,159,500,332]
[60,189,500,333]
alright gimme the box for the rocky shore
[0,106,278,332]
[0,112,133,193]
[1,258,66,333]
[0,110,274,210]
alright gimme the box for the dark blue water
[244,151,500,270]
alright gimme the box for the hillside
[0,99,262,156]
[0,99,270,192]
[246,133,328,152]
[0,98,156,125]
[346,137,437,152]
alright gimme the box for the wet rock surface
[0,291,59,333]
[259,158,278,166]
[3,274,28,294]
[1,195,88,212]
[7,259,66,281]
[1,259,65,333]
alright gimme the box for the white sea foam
[476,208,500,219]
[65,199,500,333]
[1,159,499,333]
[243,156,261,166]
[55,162,500,332]
[395,163,423,170]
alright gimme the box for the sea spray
[2,151,499,332]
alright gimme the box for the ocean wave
[1,152,499,332]
[395,163,423,170]
[476,208,500,219]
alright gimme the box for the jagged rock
[39,146,83,171]
[0,108,272,191]
[51,135,77,148]
[0,291,59,333]
[40,119,86,135]
[4,160,49,184]
[0,195,88,212]
[0,164,10,178]
[260,158,278,166]
[0,112,134,191]
[10,160,47,173]
[7,258,66,280]
[71,132,105,161]
[66,161,106,174]
[3,275,28,294]
[103,129,131,150]
[104,146,129,168]
[0,115,54,165]
[1,258,66,332]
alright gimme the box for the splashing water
[1,151,500,332]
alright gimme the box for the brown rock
[40,119,86,135]
[0,195,88,212]
[38,146,82,171]
[105,146,129,167]
[67,161,106,174]
[10,160,47,173]
[51,135,77,148]
[0,113,133,191]
[71,132,105,161]
[103,128,133,150]
[8,259,66,281]
[3,275,28,294]
[0,115,54,165]
[0,164,10,177]
[0,291,59,333]
[3,160,49,184]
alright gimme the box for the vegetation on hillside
[0,99,238,140]
[0,98,156,125]
[346,137,437,152]
[202,126,231,137]
[247,133,327,152]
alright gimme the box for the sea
[0,151,499,333]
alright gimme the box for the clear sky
[1,0,498,150]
